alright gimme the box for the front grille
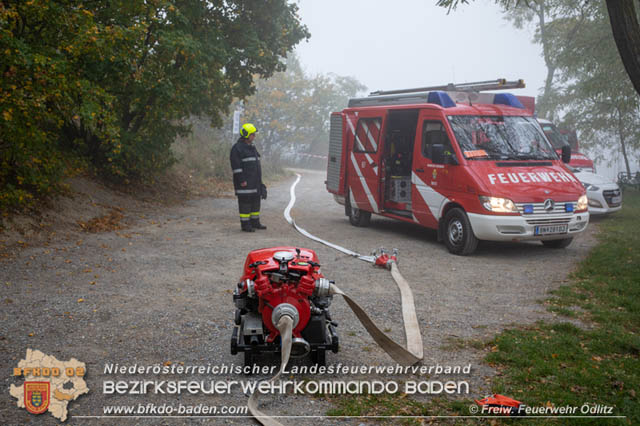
[526,217,572,225]
[602,189,621,207]
[516,201,576,215]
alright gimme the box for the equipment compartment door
[345,112,384,213]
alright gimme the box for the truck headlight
[479,196,518,213]
[577,195,588,211]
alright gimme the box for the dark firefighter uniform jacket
[230,138,263,196]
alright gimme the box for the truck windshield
[447,115,557,161]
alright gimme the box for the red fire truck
[325,79,589,255]
[516,96,596,173]
[539,119,596,173]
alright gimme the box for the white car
[573,170,622,215]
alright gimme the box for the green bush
[1,0,308,209]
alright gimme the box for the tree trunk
[535,1,557,119]
[539,65,556,119]
[606,0,640,97]
[616,107,632,176]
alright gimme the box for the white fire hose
[248,173,424,425]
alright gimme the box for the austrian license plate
[535,224,568,235]
[611,196,622,204]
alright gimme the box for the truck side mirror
[561,145,571,164]
[432,144,445,164]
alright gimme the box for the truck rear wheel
[542,238,573,248]
[443,208,478,255]
[348,205,371,227]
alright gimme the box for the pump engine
[230,247,339,366]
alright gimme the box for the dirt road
[1,169,597,424]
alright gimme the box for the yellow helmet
[240,123,257,138]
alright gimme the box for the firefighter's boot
[251,217,266,230]
[241,221,255,232]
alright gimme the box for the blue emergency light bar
[427,91,456,108]
[493,93,525,109]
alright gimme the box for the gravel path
[0,169,598,425]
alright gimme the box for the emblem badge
[543,199,555,212]
[432,169,437,180]
[24,382,50,415]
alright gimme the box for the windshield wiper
[511,153,553,160]
[469,153,509,160]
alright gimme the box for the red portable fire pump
[230,247,339,366]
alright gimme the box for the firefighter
[230,123,267,232]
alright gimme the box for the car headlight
[577,194,588,211]
[582,182,599,192]
[479,196,518,213]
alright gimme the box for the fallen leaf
[77,298,84,303]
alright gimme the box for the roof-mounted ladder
[369,78,525,96]
[347,78,526,108]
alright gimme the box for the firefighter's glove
[260,184,267,200]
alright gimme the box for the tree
[499,1,589,119]
[0,0,111,208]
[436,0,640,98]
[547,3,640,175]
[242,54,365,162]
[437,0,639,175]
[71,0,310,181]
[1,0,309,208]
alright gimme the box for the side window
[354,118,381,153]
[422,120,452,159]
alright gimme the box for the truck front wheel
[348,205,371,227]
[443,208,478,255]
[541,238,573,248]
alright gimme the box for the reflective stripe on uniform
[250,212,260,217]
[233,168,243,173]
[236,189,258,194]
[241,157,257,162]
[239,213,251,221]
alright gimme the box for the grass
[325,392,431,425]
[326,190,640,424]
[481,190,640,423]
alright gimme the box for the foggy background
[292,0,637,180]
